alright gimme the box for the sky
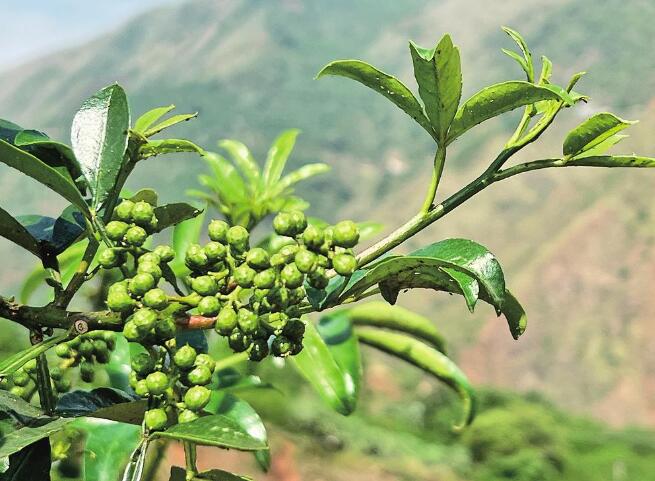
[0,0,178,71]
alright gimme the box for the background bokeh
[2,1,655,479]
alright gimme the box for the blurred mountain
[1,0,655,425]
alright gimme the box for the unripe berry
[237,309,259,334]
[289,211,307,234]
[186,365,212,386]
[267,287,290,309]
[281,263,304,288]
[272,336,293,357]
[208,220,229,242]
[185,244,209,271]
[114,200,135,222]
[154,245,175,263]
[134,379,149,397]
[106,221,129,242]
[145,371,169,395]
[294,249,317,274]
[174,345,197,370]
[190,276,218,296]
[98,248,123,269]
[79,340,95,359]
[228,330,252,352]
[125,226,148,246]
[55,343,73,359]
[215,307,238,335]
[132,308,158,333]
[138,252,161,265]
[333,253,357,276]
[54,378,72,393]
[283,318,306,340]
[302,225,324,251]
[198,296,220,317]
[123,321,142,343]
[184,385,211,411]
[132,201,155,226]
[233,264,256,288]
[333,220,359,248]
[178,409,198,423]
[131,352,155,377]
[102,331,117,350]
[273,212,294,237]
[80,361,95,383]
[107,290,136,313]
[144,408,168,430]
[308,267,329,289]
[246,248,270,270]
[155,317,177,341]
[249,339,269,362]
[194,354,216,373]
[129,273,156,297]
[253,269,276,289]
[92,339,110,364]
[203,242,226,263]
[137,261,162,282]
[143,288,169,310]
[226,226,249,252]
[12,370,29,387]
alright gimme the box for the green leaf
[538,55,553,84]
[16,207,85,257]
[409,34,462,141]
[215,372,276,394]
[563,112,636,157]
[77,419,140,481]
[447,81,572,143]
[170,466,253,481]
[0,334,68,377]
[272,163,331,195]
[139,139,205,159]
[71,84,130,213]
[566,155,655,168]
[441,266,479,312]
[344,301,446,353]
[133,105,175,133]
[2,438,51,480]
[0,140,90,217]
[317,59,435,139]
[503,290,528,340]
[0,207,42,260]
[152,414,267,451]
[56,388,145,424]
[218,139,261,189]
[501,49,530,80]
[129,188,158,206]
[356,328,476,430]
[291,321,358,415]
[152,203,203,233]
[501,26,533,81]
[570,134,627,159]
[263,129,299,188]
[13,130,83,185]
[144,112,197,137]
[201,152,247,204]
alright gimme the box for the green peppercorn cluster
[53,331,117,386]
[0,359,39,401]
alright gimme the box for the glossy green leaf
[570,134,627,159]
[170,466,253,481]
[16,208,85,257]
[56,388,145,424]
[566,155,655,168]
[447,81,572,143]
[0,207,42,260]
[144,112,197,137]
[218,139,261,188]
[13,130,83,185]
[0,334,68,377]
[441,266,479,312]
[215,372,276,394]
[77,419,140,481]
[133,104,175,133]
[291,321,357,415]
[356,327,476,429]
[563,112,636,157]
[409,34,461,141]
[272,163,331,195]
[538,55,553,84]
[129,188,158,206]
[201,152,247,204]
[139,139,205,159]
[344,301,446,353]
[263,129,299,188]
[71,84,130,212]
[501,26,533,81]
[501,49,530,80]
[152,203,203,233]
[0,140,90,217]
[317,59,435,139]
[2,438,51,481]
[503,290,528,340]
[152,414,267,451]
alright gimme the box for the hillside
[1,0,655,426]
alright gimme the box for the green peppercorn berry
[134,379,149,397]
[174,345,197,370]
[144,408,168,431]
[273,212,294,236]
[281,263,304,288]
[233,264,256,288]
[185,244,209,271]
[145,371,169,395]
[23,359,37,374]
[128,371,139,389]
[184,385,211,411]
[249,339,269,362]
[333,220,359,248]
[79,339,95,359]
[294,249,317,274]
[129,273,156,297]
[147,215,159,233]
[114,200,135,222]
[98,248,123,269]
[226,225,249,252]
[272,336,293,357]
[154,245,175,263]
[54,378,72,393]
[106,221,129,241]
[228,330,252,353]
[208,220,229,242]
[253,269,277,289]
[132,308,158,333]
[155,316,177,341]
[269,253,285,267]
[125,225,148,246]
[289,287,307,304]
[290,341,304,356]
[138,252,161,265]
[283,319,306,340]
[10,386,24,398]
[132,201,155,226]
[102,331,116,350]
[262,312,288,332]
[279,244,299,259]
[131,352,155,377]
[92,339,110,363]
[80,361,95,383]
[267,287,290,309]
[197,296,220,317]
[190,276,218,296]
[317,254,329,268]
[204,241,226,262]
[215,306,238,335]
[308,267,329,289]
[123,321,142,342]
[49,367,64,382]
[333,253,358,276]
[186,365,212,386]
[177,409,198,423]
[12,370,29,387]
[143,288,169,310]
[194,354,216,373]
[137,261,162,282]
[289,210,307,234]
[54,343,73,358]
[302,224,324,250]
[237,309,259,334]
[323,226,334,243]
[246,248,270,270]
[107,290,136,313]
